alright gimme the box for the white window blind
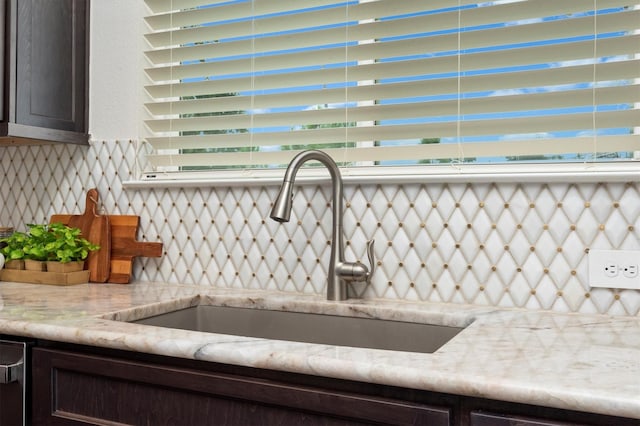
[142,0,640,178]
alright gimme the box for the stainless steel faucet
[270,150,375,301]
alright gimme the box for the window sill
[123,162,640,189]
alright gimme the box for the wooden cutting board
[51,189,111,283]
[51,213,163,284]
[67,189,98,239]
[88,214,111,283]
[108,215,163,284]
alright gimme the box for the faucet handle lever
[366,239,375,284]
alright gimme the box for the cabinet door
[0,340,26,426]
[14,0,87,133]
[32,347,451,426]
[471,411,589,426]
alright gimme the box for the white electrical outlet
[588,249,640,290]
[623,264,638,278]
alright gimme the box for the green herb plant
[0,231,29,260]
[45,223,100,263]
[2,223,99,263]
[22,224,56,261]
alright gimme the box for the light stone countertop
[0,280,638,419]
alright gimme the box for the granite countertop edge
[0,280,638,419]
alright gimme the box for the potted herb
[6,223,99,273]
[44,223,100,273]
[0,231,28,269]
[22,224,55,271]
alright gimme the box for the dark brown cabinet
[470,411,583,426]
[0,340,27,426]
[32,346,453,425]
[1,0,89,146]
[31,343,640,426]
[462,401,639,426]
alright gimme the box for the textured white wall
[88,0,145,140]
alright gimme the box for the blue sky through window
[164,1,638,167]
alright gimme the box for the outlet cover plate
[588,249,640,290]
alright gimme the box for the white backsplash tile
[1,140,639,316]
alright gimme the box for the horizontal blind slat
[146,135,639,168]
[142,0,640,174]
[145,60,639,116]
[145,6,638,65]
[145,35,638,98]
[145,7,639,82]
[145,85,639,133]
[146,110,639,152]
[145,0,341,31]
[145,0,484,38]
[145,0,634,48]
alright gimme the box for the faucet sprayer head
[270,180,294,223]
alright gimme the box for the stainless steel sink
[131,305,464,354]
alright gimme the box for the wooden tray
[0,269,90,286]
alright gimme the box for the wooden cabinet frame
[31,342,639,426]
[1,0,89,146]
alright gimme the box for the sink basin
[131,305,464,354]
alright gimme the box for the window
[141,0,640,180]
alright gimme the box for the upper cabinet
[1,0,89,146]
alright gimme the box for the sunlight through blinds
[142,0,640,176]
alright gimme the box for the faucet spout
[270,180,295,223]
[270,150,373,301]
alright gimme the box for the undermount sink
[130,305,464,354]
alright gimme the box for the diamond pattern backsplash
[1,140,639,316]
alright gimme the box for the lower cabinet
[31,344,639,426]
[462,401,639,426]
[470,411,587,426]
[31,346,453,425]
